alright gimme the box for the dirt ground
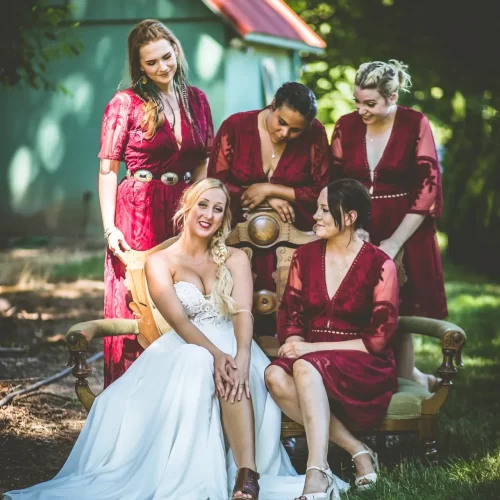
[0,272,105,495]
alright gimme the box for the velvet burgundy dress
[331,106,447,319]
[98,87,213,386]
[208,110,331,293]
[271,240,399,429]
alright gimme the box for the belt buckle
[134,170,153,183]
[161,172,178,185]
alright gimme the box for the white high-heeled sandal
[296,466,340,500]
[352,444,380,491]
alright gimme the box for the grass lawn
[344,258,500,499]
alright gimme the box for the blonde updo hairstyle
[173,178,238,318]
[355,59,412,101]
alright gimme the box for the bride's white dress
[5,282,348,499]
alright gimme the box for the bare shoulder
[226,247,251,269]
[144,248,174,281]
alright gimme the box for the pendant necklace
[161,92,177,129]
[264,110,277,159]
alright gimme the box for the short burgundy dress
[271,240,399,429]
[331,106,447,318]
[98,87,213,386]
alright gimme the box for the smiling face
[313,187,358,239]
[139,38,178,89]
[266,103,308,143]
[184,188,227,240]
[353,87,396,125]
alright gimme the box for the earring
[141,74,147,85]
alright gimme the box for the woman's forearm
[98,160,120,230]
[312,339,368,353]
[266,184,296,202]
[169,316,221,356]
[232,311,253,355]
[389,213,426,248]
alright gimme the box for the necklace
[264,110,277,159]
[160,92,177,129]
[186,253,208,267]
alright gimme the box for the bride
[4,179,348,500]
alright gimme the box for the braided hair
[173,179,239,318]
[355,60,412,100]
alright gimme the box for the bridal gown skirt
[5,315,348,499]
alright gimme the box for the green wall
[0,0,298,241]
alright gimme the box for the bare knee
[265,366,290,398]
[292,359,318,379]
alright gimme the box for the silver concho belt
[126,169,192,185]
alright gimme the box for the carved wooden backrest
[226,205,318,317]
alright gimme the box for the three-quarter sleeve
[408,115,443,218]
[98,92,132,161]
[208,118,245,215]
[197,90,214,158]
[359,258,399,355]
[277,251,306,343]
[330,120,344,180]
[294,122,331,204]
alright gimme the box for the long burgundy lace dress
[331,106,447,318]
[98,87,213,386]
[208,110,331,293]
[270,240,399,429]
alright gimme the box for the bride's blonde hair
[173,178,238,318]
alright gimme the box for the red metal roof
[202,0,326,51]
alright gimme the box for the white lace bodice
[174,281,228,327]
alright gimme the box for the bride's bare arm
[226,248,254,401]
[227,248,254,353]
[145,252,236,396]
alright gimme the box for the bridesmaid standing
[208,82,330,297]
[98,19,213,386]
[331,60,447,390]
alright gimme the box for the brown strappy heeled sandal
[232,467,260,500]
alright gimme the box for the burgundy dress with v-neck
[270,240,399,429]
[208,110,331,293]
[98,87,214,386]
[331,106,447,319]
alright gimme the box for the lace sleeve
[359,259,399,355]
[294,122,332,203]
[198,90,214,157]
[331,121,344,180]
[409,115,443,218]
[97,92,132,160]
[208,118,245,210]
[277,251,306,343]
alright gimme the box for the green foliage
[287,0,500,274]
[0,0,83,92]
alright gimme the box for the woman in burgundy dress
[208,83,331,330]
[266,180,398,498]
[331,60,446,391]
[98,20,213,386]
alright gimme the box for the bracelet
[104,226,117,239]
